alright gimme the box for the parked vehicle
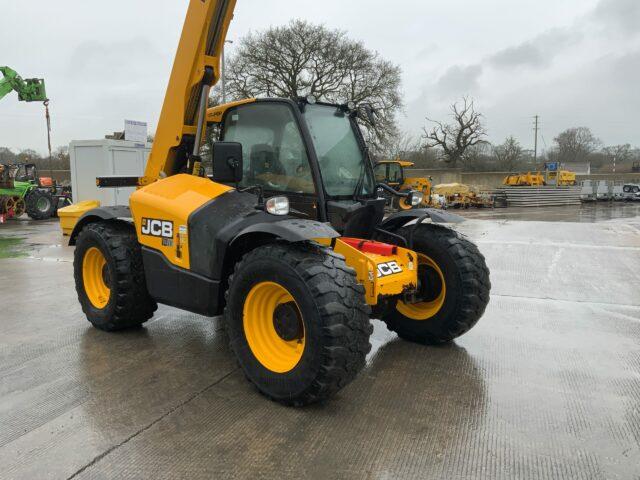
[622,184,640,201]
[374,160,433,210]
[0,163,71,220]
[62,0,491,407]
[15,163,72,214]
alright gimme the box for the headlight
[409,191,424,206]
[265,196,290,216]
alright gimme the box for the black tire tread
[224,242,372,406]
[74,221,157,331]
[25,189,55,220]
[384,224,491,344]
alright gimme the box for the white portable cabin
[595,180,610,200]
[611,182,624,201]
[580,180,596,201]
[69,140,151,207]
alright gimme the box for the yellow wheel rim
[243,282,305,373]
[82,247,111,309]
[398,197,413,210]
[396,254,446,320]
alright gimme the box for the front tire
[224,242,372,406]
[74,221,157,331]
[382,224,491,344]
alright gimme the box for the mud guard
[68,206,132,245]
[379,208,464,232]
[232,218,340,244]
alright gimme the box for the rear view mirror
[212,142,243,183]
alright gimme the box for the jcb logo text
[377,261,403,278]
[141,218,173,239]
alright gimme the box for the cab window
[374,163,388,183]
[221,103,314,194]
[388,163,403,184]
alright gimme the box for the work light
[266,196,290,216]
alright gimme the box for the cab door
[220,102,319,219]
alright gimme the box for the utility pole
[45,100,53,178]
[533,115,539,167]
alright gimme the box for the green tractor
[0,163,58,220]
[0,66,61,221]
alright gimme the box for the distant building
[563,162,591,175]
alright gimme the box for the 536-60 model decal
[141,218,173,239]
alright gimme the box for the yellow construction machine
[64,0,490,406]
[374,159,433,210]
[546,170,577,186]
[503,170,576,187]
[503,172,546,187]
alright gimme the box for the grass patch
[0,236,28,259]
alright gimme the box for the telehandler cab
[69,0,490,406]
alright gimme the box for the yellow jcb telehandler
[503,172,546,187]
[374,159,433,210]
[66,0,491,406]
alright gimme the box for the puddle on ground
[0,236,29,259]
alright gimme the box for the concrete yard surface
[1,204,639,479]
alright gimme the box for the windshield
[303,104,374,197]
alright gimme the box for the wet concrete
[457,202,640,223]
[0,209,639,479]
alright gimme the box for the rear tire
[26,189,55,220]
[74,221,157,331]
[381,224,491,344]
[224,242,372,406]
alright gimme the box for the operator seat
[249,144,286,185]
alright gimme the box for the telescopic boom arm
[141,0,237,186]
[0,66,47,103]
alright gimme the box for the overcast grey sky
[1,0,639,154]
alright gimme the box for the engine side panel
[129,174,232,270]
[188,190,260,278]
[142,247,220,316]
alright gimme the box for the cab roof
[376,160,415,168]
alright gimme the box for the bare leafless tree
[221,20,402,150]
[493,135,523,171]
[554,127,601,162]
[423,97,487,168]
[603,143,632,162]
[375,132,421,162]
[0,146,70,170]
[461,142,494,172]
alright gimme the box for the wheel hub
[418,264,443,302]
[273,302,304,341]
[396,253,447,321]
[82,247,111,309]
[243,281,306,373]
[37,197,50,212]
